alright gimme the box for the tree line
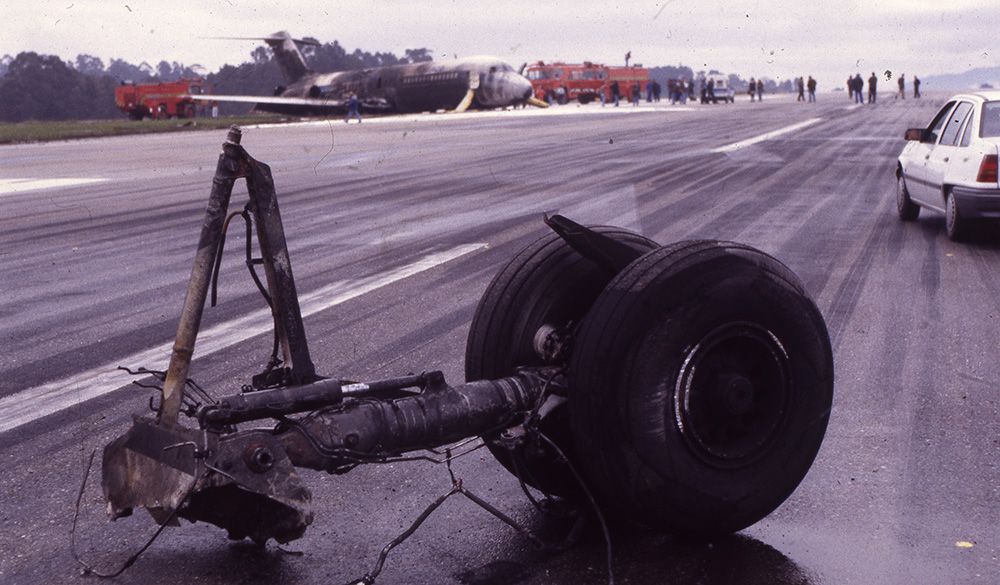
[0,41,434,122]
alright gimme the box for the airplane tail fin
[211,31,318,84]
[263,31,316,84]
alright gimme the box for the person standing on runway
[898,74,905,99]
[868,72,878,103]
[913,76,921,98]
[748,77,756,102]
[807,76,817,102]
[797,77,805,101]
[756,78,764,101]
[345,93,362,123]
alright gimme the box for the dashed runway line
[0,177,108,195]
[710,117,824,153]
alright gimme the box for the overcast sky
[4,1,998,88]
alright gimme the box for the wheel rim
[674,322,791,469]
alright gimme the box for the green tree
[0,52,78,121]
[74,54,105,76]
[106,58,153,83]
[404,48,433,63]
[0,52,119,121]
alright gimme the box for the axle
[274,370,554,472]
[103,369,555,544]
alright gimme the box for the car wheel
[896,174,920,221]
[465,226,657,497]
[945,191,967,241]
[569,241,834,536]
[944,191,969,242]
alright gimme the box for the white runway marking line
[0,243,487,434]
[710,117,824,154]
[0,177,108,195]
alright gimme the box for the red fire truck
[114,78,212,120]
[525,62,649,104]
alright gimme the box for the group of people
[747,78,765,101]
[846,72,921,104]
[896,73,921,99]
[667,79,693,104]
[600,80,657,107]
[794,76,818,102]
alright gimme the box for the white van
[701,73,735,104]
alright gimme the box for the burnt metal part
[183,428,312,544]
[243,142,318,388]
[543,214,646,276]
[103,417,312,544]
[198,373,428,427]
[102,417,207,524]
[160,126,317,426]
[103,370,553,545]
[157,128,243,426]
[277,370,557,472]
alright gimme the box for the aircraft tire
[569,241,834,536]
[465,227,657,497]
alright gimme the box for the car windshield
[981,101,1000,137]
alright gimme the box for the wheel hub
[674,322,791,468]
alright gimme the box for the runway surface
[1,93,998,585]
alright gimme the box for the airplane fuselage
[266,57,533,115]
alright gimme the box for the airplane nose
[513,75,532,100]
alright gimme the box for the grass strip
[0,115,293,144]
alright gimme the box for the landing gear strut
[99,126,834,566]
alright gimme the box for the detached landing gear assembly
[97,127,834,579]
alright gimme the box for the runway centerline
[710,117,824,153]
[0,243,487,434]
[0,177,108,195]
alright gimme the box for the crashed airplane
[194,31,546,115]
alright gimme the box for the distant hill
[923,66,1000,90]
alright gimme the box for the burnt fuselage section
[264,57,532,115]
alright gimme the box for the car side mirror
[904,128,926,141]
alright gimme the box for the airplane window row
[403,72,463,85]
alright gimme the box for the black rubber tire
[896,174,920,221]
[569,241,834,536]
[946,191,966,241]
[466,227,657,497]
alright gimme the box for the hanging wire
[117,366,216,418]
[70,450,197,579]
[336,374,614,585]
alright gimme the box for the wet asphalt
[1,93,998,584]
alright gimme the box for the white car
[700,74,735,104]
[896,91,1000,240]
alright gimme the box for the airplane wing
[186,94,399,117]
[187,94,345,108]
